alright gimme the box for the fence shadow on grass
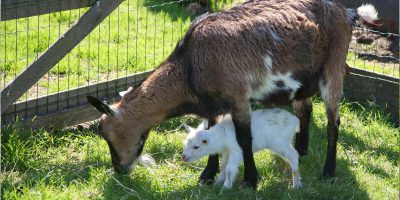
[143,0,198,22]
[1,126,110,193]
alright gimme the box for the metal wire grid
[0,0,398,124]
[0,0,222,123]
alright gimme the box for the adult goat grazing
[87,0,377,188]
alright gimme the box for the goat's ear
[87,96,114,116]
[119,86,134,97]
[182,123,195,133]
[197,119,209,130]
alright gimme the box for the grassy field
[1,0,398,102]
[1,99,399,199]
[1,1,399,199]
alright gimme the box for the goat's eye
[193,146,199,150]
[202,140,207,144]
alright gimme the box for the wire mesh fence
[0,0,399,125]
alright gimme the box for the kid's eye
[193,146,199,149]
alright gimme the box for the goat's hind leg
[199,117,220,184]
[280,145,302,189]
[319,63,345,178]
[293,99,312,156]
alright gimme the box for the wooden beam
[345,66,399,124]
[2,71,152,125]
[1,0,98,21]
[0,0,124,114]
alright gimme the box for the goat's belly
[250,71,320,105]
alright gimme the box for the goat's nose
[181,154,188,161]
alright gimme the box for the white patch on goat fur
[119,86,134,97]
[263,53,273,70]
[318,80,330,102]
[251,72,302,100]
[268,29,282,43]
[322,0,333,6]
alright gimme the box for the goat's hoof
[240,175,259,190]
[295,147,308,156]
[292,177,302,189]
[199,178,214,185]
[322,164,336,179]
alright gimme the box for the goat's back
[176,0,352,102]
[250,109,299,151]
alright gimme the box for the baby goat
[182,108,301,189]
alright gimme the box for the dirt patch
[350,29,399,62]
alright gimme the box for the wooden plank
[0,0,124,114]
[1,71,152,124]
[1,0,98,21]
[349,67,399,83]
[2,68,398,128]
[344,72,399,123]
[18,104,103,130]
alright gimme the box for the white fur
[119,86,134,97]
[138,154,157,168]
[182,108,302,189]
[268,29,282,43]
[263,53,273,70]
[251,72,302,100]
[357,4,378,24]
[318,79,330,102]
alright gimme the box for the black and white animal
[182,108,301,189]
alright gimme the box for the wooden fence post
[0,0,124,114]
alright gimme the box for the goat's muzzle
[114,164,132,175]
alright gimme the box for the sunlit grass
[1,99,398,199]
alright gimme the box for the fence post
[0,0,124,114]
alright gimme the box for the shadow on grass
[1,126,110,193]
[98,114,370,199]
[143,0,198,22]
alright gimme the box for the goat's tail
[347,4,378,26]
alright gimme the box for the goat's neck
[119,62,194,127]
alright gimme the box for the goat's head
[87,95,150,175]
[181,122,213,163]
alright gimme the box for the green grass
[1,0,398,102]
[0,0,203,100]
[347,52,399,78]
[2,99,399,199]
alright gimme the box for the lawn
[1,0,398,102]
[1,98,399,199]
[1,0,399,199]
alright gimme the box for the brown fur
[89,0,369,181]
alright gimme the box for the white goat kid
[182,108,302,189]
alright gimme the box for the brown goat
[87,0,377,188]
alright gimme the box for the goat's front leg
[199,117,219,184]
[293,98,312,156]
[222,152,241,189]
[215,153,229,185]
[231,105,259,189]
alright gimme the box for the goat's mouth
[114,163,135,174]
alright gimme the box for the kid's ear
[182,123,195,133]
[197,119,209,130]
